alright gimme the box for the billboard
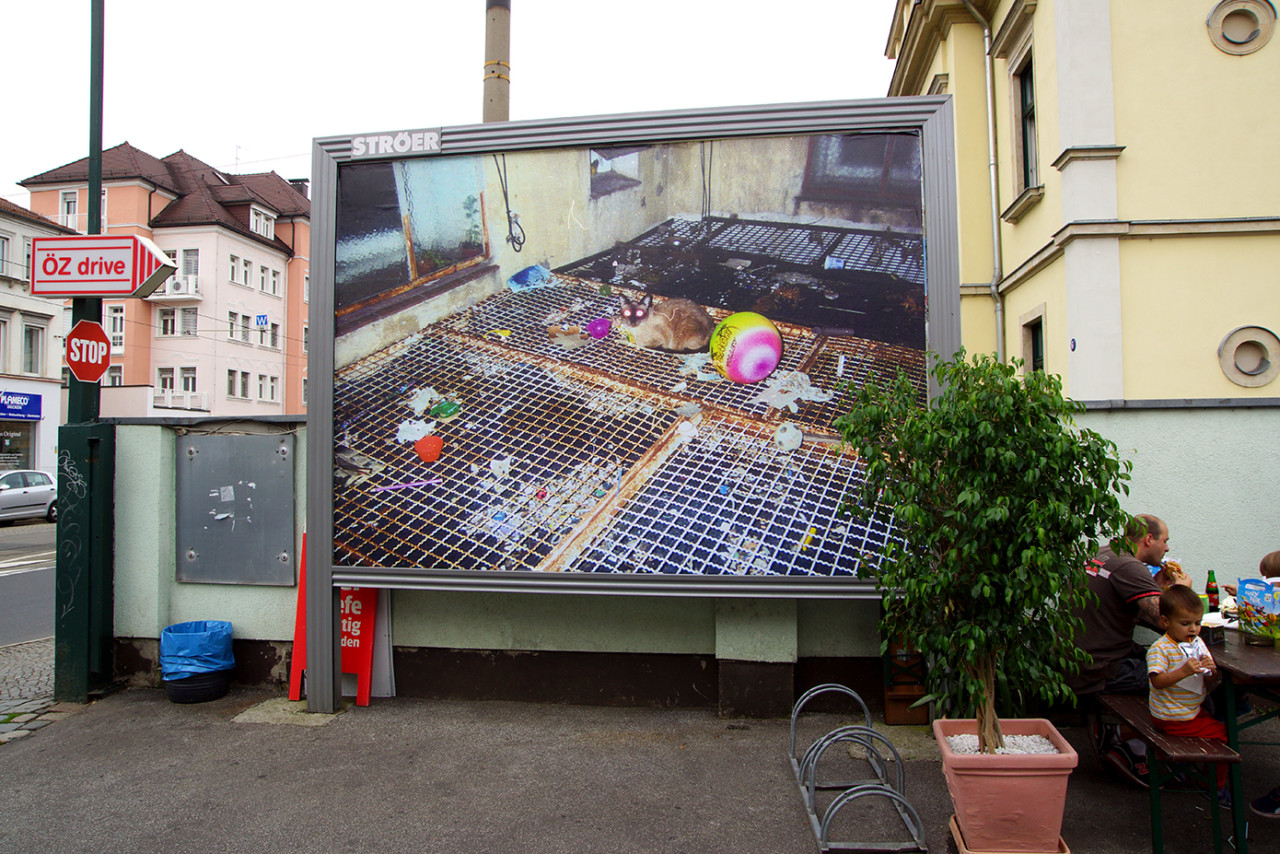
[309,98,958,597]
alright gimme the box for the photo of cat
[617,294,716,353]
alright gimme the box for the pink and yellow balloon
[709,312,783,383]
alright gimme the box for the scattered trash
[672,402,702,417]
[585,318,611,339]
[548,328,593,350]
[836,354,846,378]
[490,457,512,479]
[670,381,688,393]
[773,423,804,452]
[722,258,752,270]
[599,283,612,296]
[486,328,513,340]
[429,401,462,420]
[749,370,833,412]
[335,448,385,488]
[799,526,817,551]
[414,435,443,463]
[408,387,443,415]
[536,488,548,500]
[507,264,560,292]
[371,478,443,493]
[396,419,436,443]
[675,421,698,443]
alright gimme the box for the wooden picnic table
[1210,627,1280,854]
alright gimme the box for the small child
[1147,584,1230,806]
[1223,550,1280,597]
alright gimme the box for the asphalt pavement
[3,637,1280,853]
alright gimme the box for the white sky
[2,1,898,207]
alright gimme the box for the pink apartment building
[21,143,310,416]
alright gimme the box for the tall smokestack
[483,0,511,122]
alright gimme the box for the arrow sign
[31,235,176,298]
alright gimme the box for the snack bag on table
[1237,578,1280,645]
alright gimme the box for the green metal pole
[56,0,111,702]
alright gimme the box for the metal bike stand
[788,684,929,853]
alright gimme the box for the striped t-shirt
[1146,634,1210,721]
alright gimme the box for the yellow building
[886,0,1279,577]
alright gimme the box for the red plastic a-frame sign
[289,534,377,705]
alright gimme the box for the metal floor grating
[563,417,903,577]
[334,280,923,575]
[617,216,922,285]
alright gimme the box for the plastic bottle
[1206,569,1220,613]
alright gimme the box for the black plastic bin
[160,620,235,703]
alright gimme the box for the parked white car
[0,470,57,523]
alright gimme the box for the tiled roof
[19,142,309,252]
[20,142,179,193]
[0,197,77,234]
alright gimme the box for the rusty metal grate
[563,418,902,577]
[333,278,923,575]
[592,216,923,284]
[335,333,680,571]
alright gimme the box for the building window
[180,307,198,336]
[0,318,7,372]
[21,324,44,374]
[303,325,309,353]
[251,207,276,239]
[107,304,125,351]
[270,269,280,296]
[1021,305,1047,374]
[258,374,267,400]
[159,308,177,336]
[258,265,268,292]
[1015,53,1039,191]
[269,375,278,401]
[61,191,78,230]
[259,322,280,349]
[106,366,123,386]
[22,238,32,282]
[157,367,175,391]
[304,273,309,303]
[227,369,251,398]
[180,367,197,393]
[302,377,308,404]
[0,235,9,278]
[228,312,251,343]
[182,248,200,280]
[230,254,240,284]
[243,258,253,286]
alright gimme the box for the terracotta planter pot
[933,718,1077,853]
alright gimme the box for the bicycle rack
[788,684,928,853]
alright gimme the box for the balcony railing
[152,389,208,411]
[147,275,202,300]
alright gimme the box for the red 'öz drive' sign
[31,235,175,298]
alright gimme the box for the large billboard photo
[310,99,958,595]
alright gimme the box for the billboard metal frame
[305,98,958,710]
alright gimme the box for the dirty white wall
[1079,406,1280,588]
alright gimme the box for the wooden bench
[1098,693,1241,854]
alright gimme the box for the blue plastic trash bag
[507,264,558,292]
[160,620,235,681]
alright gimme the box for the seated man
[1068,514,1186,785]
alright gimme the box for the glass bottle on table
[1206,569,1220,613]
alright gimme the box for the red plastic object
[414,435,443,462]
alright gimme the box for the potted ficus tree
[834,351,1131,853]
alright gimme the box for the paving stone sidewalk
[0,637,82,744]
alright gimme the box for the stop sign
[65,320,112,383]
